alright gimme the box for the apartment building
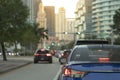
[92,0,120,38]
[75,0,93,39]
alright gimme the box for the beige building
[55,7,66,41]
[36,0,46,29]
[65,18,76,41]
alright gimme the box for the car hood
[67,62,120,72]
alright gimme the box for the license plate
[41,58,44,60]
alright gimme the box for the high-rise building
[75,0,93,39]
[22,0,40,23]
[44,6,55,36]
[36,0,47,29]
[92,0,120,38]
[56,7,66,40]
[34,0,42,22]
[65,18,75,41]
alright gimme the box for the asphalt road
[0,56,61,80]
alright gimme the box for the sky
[42,0,78,18]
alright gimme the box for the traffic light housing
[42,30,48,40]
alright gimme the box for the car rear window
[70,45,120,62]
[36,50,49,54]
[75,40,109,45]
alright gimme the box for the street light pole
[74,33,76,42]
[111,29,116,45]
[63,32,80,42]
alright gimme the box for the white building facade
[75,0,93,39]
[92,0,120,38]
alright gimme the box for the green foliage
[112,8,120,35]
[20,23,39,44]
[113,8,120,28]
[111,8,120,44]
[60,41,74,50]
[114,37,120,45]
[66,41,74,49]
[0,0,29,60]
[60,45,66,50]
[0,0,29,42]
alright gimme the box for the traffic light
[42,30,48,40]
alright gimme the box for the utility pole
[111,29,116,45]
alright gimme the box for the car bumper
[83,72,120,80]
[61,76,81,80]
[61,72,120,80]
[34,56,52,61]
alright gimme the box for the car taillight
[61,53,64,56]
[46,54,52,56]
[99,58,110,63]
[63,68,86,78]
[34,53,40,56]
[64,68,71,76]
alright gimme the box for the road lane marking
[53,65,62,80]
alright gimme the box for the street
[0,56,61,80]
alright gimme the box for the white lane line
[53,65,62,80]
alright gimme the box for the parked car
[59,50,71,64]
[59,45,120,80]
[34,49,52,63]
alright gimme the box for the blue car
[59,45,120,80]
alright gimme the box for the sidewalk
[0,59,32,74]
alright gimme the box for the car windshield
[70,45,120,63]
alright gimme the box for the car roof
[73,44,120,49]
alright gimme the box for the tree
[112,8,120,34]
[114,37,120,45]
[0,0,29,61]
[66,41,74,49]
[17,22,49,54]
[110,8,120,44]
[20,23,48,51]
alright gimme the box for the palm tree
[33,23,49,49]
